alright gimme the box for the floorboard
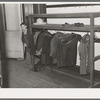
[3,59,91,88]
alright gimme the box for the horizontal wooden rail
[94,55,100,62]
[31,24,100,32]
[46,4,100,8]
[29,12,100,18]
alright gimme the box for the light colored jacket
[79,34,90,75]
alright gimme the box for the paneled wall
[5,4,20,30]
[4,4,24,58]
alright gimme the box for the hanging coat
[57,33,82,67]
[79,34,90,75]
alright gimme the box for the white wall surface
[4,4,24,58]
[5,4,20,30]
[47,4,100,70]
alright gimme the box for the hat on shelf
[33,18,47,25]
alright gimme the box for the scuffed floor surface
[5,59,90,88]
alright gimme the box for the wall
[47,5,100,71]
[4,4,24,58]
[5,4,20,30]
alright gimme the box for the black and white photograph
[1,2,100,88]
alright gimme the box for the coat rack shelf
[31,24,100,32]
[28,12,100,88]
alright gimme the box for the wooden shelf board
[30,12,100,18]
[31,24,100,32]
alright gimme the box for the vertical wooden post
[28,16,35,68]
[89,14,95,87]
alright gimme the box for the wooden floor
[2,59,91,88]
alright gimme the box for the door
[4,4,24,58]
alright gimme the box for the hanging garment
[28,31,41,66]
[33,31,41,45]
[50,32,71,58]
[41,32,53,65]
[33,30,46,65]
[33,30,53,65]
[79,34,90,75]
[36,30,48,51]
[57,33,82,67]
